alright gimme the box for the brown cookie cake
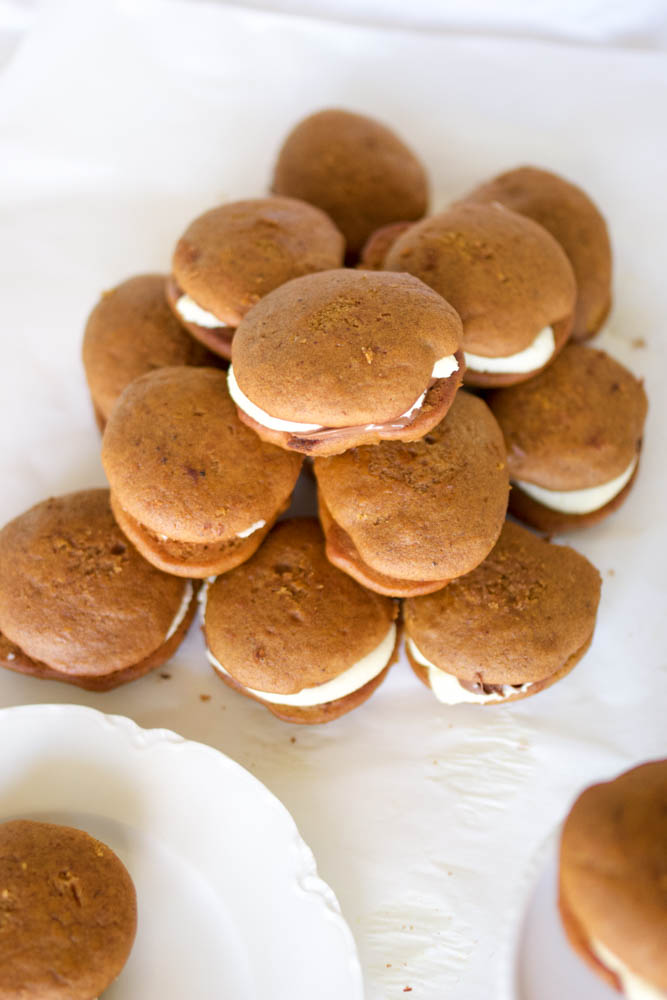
[314,391,509,596]
[228,269,464,457]
[102,367,302,577]
[0,489,197,690]
[403,520,601,704]
[384,201,576,386]
[201,518,399,723]
[357,221,414,270]
[82,273,213,431]
[559,760,667,997]
[167,196,344,359]
[488,344,648,532]
[271,108,428,258]
[0,819,137,1000]
[461,165,612,340]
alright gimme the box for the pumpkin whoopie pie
[0,489,197,691]
[166,196,344,359]
[201,518,399,724]
[314,391,509,596]
[82,273,213,431]
[0,819,137,1000]
[383,201,576,387]
[271,108,428,259]
[102,367,302,577]
[403,520,601,705]
[461,165,612,341]
[487,344,648,533]
[559,760,667,998]
[228,268,464,457]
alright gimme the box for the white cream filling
[515,455,638,515]
[165,581,194,640]
[235,519,266,539]
[592,939,667,1000]
[227,355,458,435]
[206,623,396,707]
[464,326,555,374]
[176,293,228,330]
[406,637,532,705]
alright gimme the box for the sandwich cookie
[0,819,137,1000]
[460,165,612,340]
[559,760,667,998]
[314,391,509,596]
[403,520,601,705]
[271,108,428,259]
[0,489,197,691]
[228,269,464,458]
[488,344,648,532]
[82,273,213,431]
[358,221,414,270]
[384,201,576,386]
[201,518,399,723]
[167,196,344,359]
[102,367,302,577]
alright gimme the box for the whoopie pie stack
[2,106,648,724]
[0,104,657,995]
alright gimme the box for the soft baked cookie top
[102,367,302,543]
[384,201,576,356]
[204,518,396,694]
[271,108,428,255]
[172,196,344,327]
[403,520,601,686]
[460,165,612,340]
[231,268,462,427]
[488,344,648,489]
[0,489,189,676]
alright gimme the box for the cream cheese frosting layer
[592,939,667,1000]
[464,326,555,374]
[165,581,194,640]
[515,455,638,515]
[227,356,459,435]
[407,638,532,705]
[207,623,396,707]
[236,519,266,539]
[176,293,229,329]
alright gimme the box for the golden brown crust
[508,461,641,533]
[271,109,428,255]
[0,819,136,1000]
[314,391,509,584]
[82,274,212,425]
[318,497,450,596]
[488,344,648,489]
[403,520,601,686]
[102,367,302,548]
[235,356,465,457]
[358,221,415,270]
[0,490,195,677]
[0,582,197,690]
[460,165,612,341]
[204,518,397,693]
[231,269,462,427]
[406,633,593,703]
[384,201,576,359]
[559,760,667,993]
[171,196,344,326]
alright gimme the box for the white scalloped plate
[0,704,363,999]
[504,831,619,1000]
